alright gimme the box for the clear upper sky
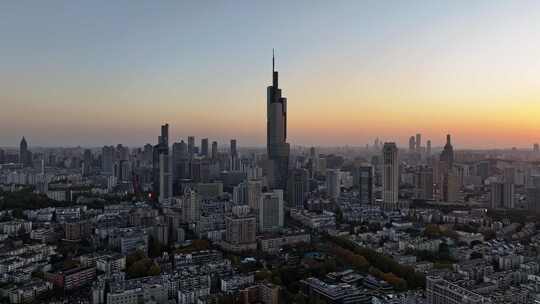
[1,1,540,148]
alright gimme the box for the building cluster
[2,56,540,303]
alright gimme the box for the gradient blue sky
[1,1,540,148]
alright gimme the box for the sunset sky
[1,1,540,148]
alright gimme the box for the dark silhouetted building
[354,166,373,204]
[153,124,171,201]
[382,143,399,205]
[440,134,454,168]
[19,137,32,167]
[211,141,218,159]
[201,138,209,157]
[266,51,290,190]
[287,168,309,208]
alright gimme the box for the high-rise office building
[426,140,432,156]
[230,139,237,156]
[415,133,422,152]
[224,206,257,252]
[309,147,319,177]
[475,161,490,182]
[187,136,195,157]
[409,136,416,152]
[441,170,459,202]
[247,180,263,211]
[82,149,93,177]
[113,159,131,182]
[326,169,341,200]
[181,188,200,224]
[230,139,238,171]
[0,149,5,164]
[490,182,514,209]
[382,143,399,205]
[527,186,540,213]
[233,179,263,211]
[211,141,218,159]
[287,168,309,209]
[439,135,457,203]
[159,153,172,201]
[102,146,115,175]
[153,124,170,200]
[266,51,290,190]
[415,166,434,200]
[440,134,454,169]
[258,190,284,232]
[172,140,189,184]
[201,138,209,157]
[115,144,129,161]
[19,137,32,167]
[534,143,539,153]
[143,144,153,167]
[354,166,373,204]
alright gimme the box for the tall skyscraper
[309,147,319,177]
[187,136,195,157]
[441,171,459,202]
[414,166,434,200]
[115,144,129,161]
[201,138,209,157]
[534,143,539,153]
[491,182,514,209]
[415,133,422,152]
[439,134,457,203]
[153,124,170,200]
[181,188,200,224]
[230,139,238,171]
[143,144,154,167]
[172,140,189,184]
[409,136,416,152]
[19,137,32,167]
[160,124,169,147]
[354,166,373,204]
[258,190,284,232]
[440,134,454,169]
[287,168,309,208]
[382,143,399,205]
[326,169,341,200]
[426,140,432,156]
[247,180,263,211]
[159,153,172,201]
[82,149,93,177]
[211,141,218,159]
[266,51,290,190]
[527,185,540,213]
[102,146,115,175]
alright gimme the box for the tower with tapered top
[267,50,290,190]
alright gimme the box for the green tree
[148,236,163,258]
[148,264,161,276]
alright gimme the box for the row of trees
[326,235,426,290]
[126,250,160,278]
[0,188,69,212]
[0,188,131,214]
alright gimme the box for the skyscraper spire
[267,49,289,190]
[272,48,275,73]
[272,49,278,88]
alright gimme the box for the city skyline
[2,3,540,303]
[2,1,540,148]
